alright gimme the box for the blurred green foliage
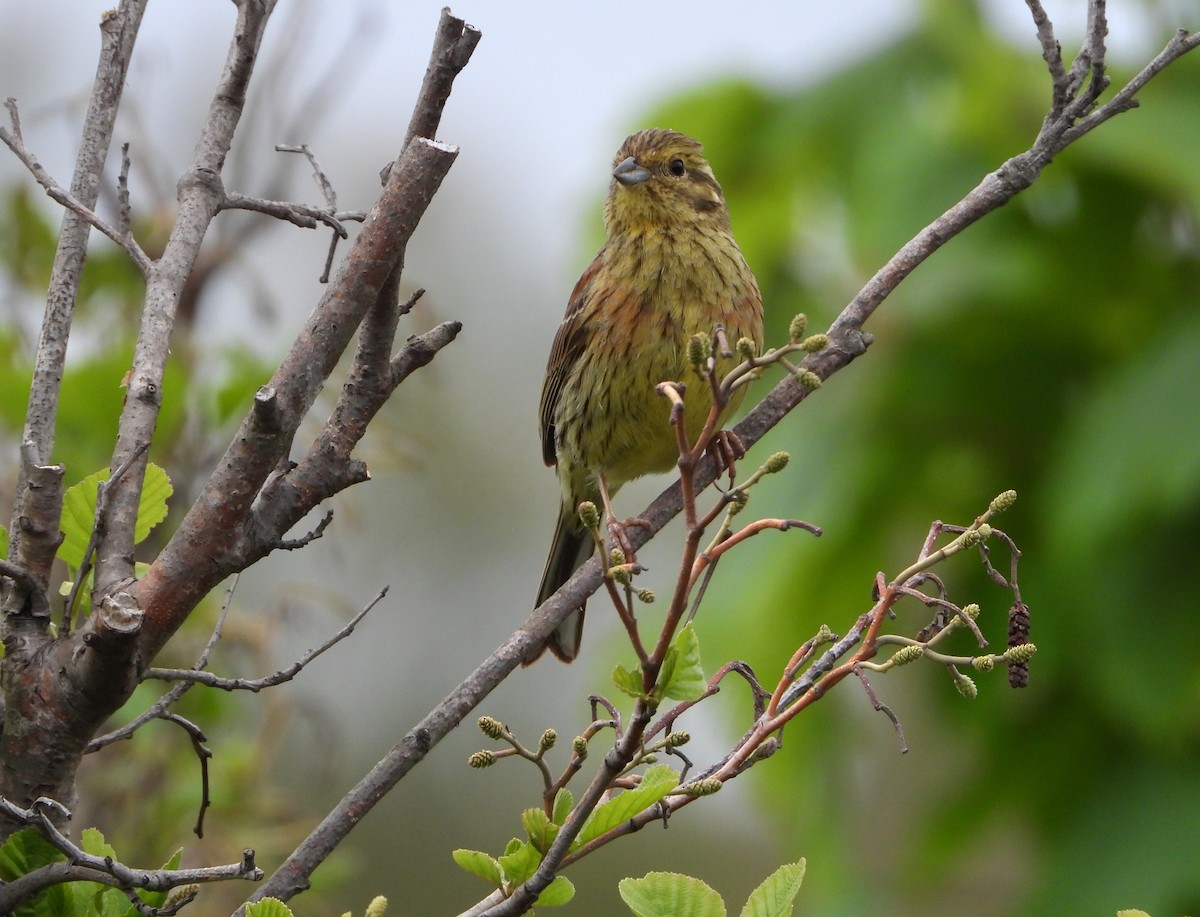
[639,3,1200,916]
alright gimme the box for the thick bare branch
[246,319,462,546]
[134,138,458,663]
[95,0,279,597]
[1,0,145,627]
[403,8,482,151]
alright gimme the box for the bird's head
[603,129,730,237]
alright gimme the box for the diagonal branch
[95,0,280,598]
[134,137,459,662]
[236,8,1197,913]
[1,0,146,621]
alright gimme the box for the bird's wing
[539,250,605,467]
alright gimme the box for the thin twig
[145,587,387,692]
[0,100,151,272]
[219,191,364,234]
[86,575,240,753]
[0,797,262,914]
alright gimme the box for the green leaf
[654,646,678,702]
[740,860,806,917]
[1,524,8,560]
[0,828,64,879]
[522,807,558,854]
[551,788,573,826]
[618,872,727,917]
[57,463,173,570]
[497,839,541,886]
[660,624,706,701]
[612,662,646,699]
[576,764,679,847]
[79,827,116,861]
[93,884,139,917]
[134,463,173,544]
[245,898,295,917]
[58,468,105,570]
[535,876,575,907]
[451,849,504,887]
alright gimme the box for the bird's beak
[612,156,651,187]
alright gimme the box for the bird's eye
[668,159,686,177]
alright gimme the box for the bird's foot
[607,515,651,566]
[707,429,747,481]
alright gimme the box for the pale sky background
[0,1,1181,912]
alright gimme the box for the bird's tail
[528,509,595,664]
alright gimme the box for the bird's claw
[607,515,651,563]
[708,429,746,481]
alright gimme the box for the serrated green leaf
[653,646,678,703]
[452,849,504,887]
[740,860,806,917]
[59,468,106,569]
[551,788,573,826]
[497,839,541,886]
[57,464,173,570]
[134,463,172,544]
[661,624,706,701]
[522,807,558,854]
[535,876,575,907]
[576,764,679,847]
[613,662,645,699]
[245,898,295,917]
[80,827,116,861]
[618,871,726,917]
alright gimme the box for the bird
[531,128,763,663]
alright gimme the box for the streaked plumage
[532,129,763,663]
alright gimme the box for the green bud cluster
[891,644,925,666]
[469,750,496,768]
[800,333,829,353]
[577,501,599,529]
[788,313,808,342]
[765,451,790,474]
[477,716,504,739]
[989,490,1018,514]
[1003,643,1038,663]
[795,370,822,390]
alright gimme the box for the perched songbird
[532,128,764,663]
